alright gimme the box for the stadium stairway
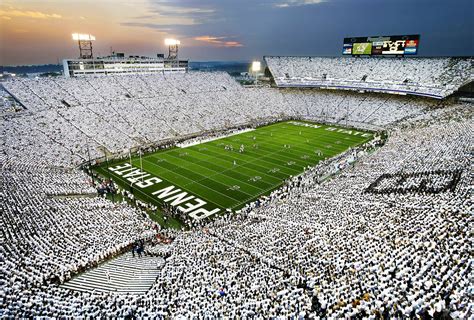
[60,253,164,295]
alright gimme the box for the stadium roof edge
[263,55,474,59]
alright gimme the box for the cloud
[0,8,62,20]
[193,35,243,47]
[124,1,215,28]
[274,0,325,8]
[149,4,215,16]
[12,28,29,33]
[119,1,219,45]
[120,22,173,32]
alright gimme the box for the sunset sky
[0,0,473,65]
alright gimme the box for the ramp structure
[60,253,164,295]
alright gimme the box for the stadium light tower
[252,61,261,85]
[72,33,96,59]
[165,38,180,60]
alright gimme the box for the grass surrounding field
[94,120,373,228]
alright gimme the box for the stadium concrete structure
[63,55,188,77]
[0,47,473,318]
[63,35,188,77]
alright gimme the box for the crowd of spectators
[0,71,472,317]
[1,72,460,169]
[365,170,463,195]
[265,56,473,98]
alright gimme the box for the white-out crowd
[265,56,473,98]
[1,72,463,168]
[0,71,472,317]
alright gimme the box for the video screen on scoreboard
[343,35,419,56]
[352,43,372,55]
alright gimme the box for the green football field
[95,121,373,226]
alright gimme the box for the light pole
[252,61,261,86]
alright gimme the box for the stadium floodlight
[164,38,180,46]
[72,33,96,59]
[165,38,180,60]
[72,33,96,41]
[252,61,261,85]
[251,61,261,72]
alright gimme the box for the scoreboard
[343,35,419,56]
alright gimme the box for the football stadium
[1,1,473,318]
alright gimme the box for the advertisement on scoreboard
[343,35,420,56]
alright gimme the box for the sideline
[176,128,255,148]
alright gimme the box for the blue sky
[0,0,473,65]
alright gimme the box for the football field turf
[95,121,373,224]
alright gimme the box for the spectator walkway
[60,253,165,295]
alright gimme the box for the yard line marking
[159,151,272,192]
[140,157,252,203]
[203,142,303,175]
[193,142,302,178]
